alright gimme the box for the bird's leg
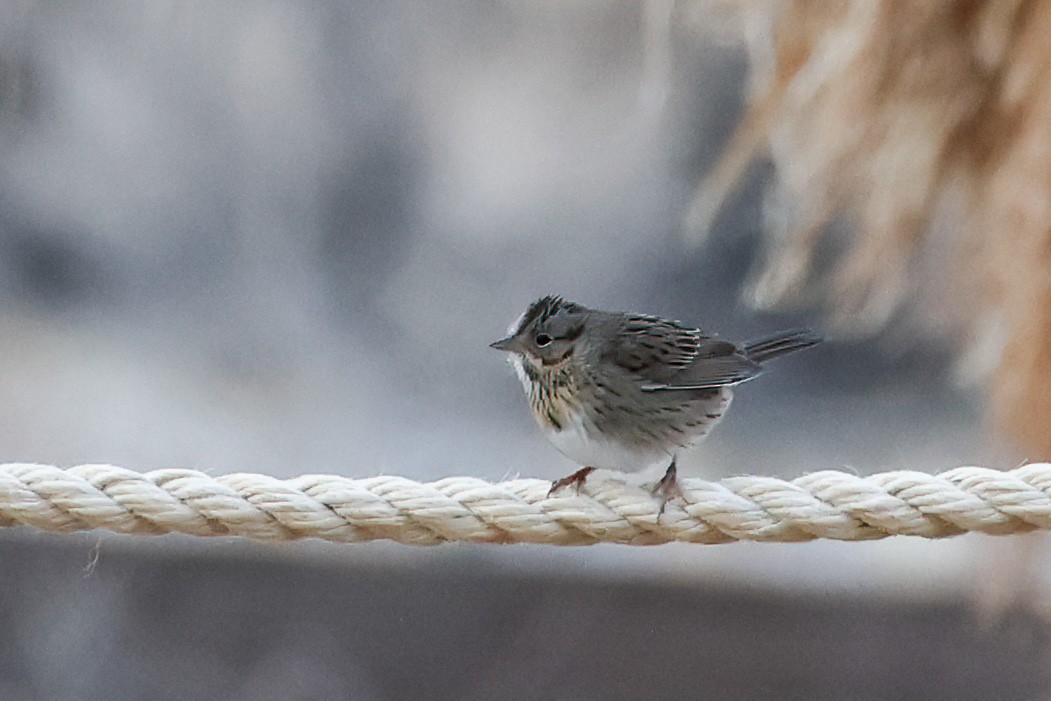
[653,458,684,516]
[548,466,597,496]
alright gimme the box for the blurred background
[0,1,1049,699]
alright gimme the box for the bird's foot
[548,467,597,496]
[653,459,684,518]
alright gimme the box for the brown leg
[653,458,684,516]
[548,466,597,496]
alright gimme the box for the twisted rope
[0,463,1048,545]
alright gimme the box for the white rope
[0,463,1048,545]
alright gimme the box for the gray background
[0,3,1041,699]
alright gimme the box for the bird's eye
[535,333,553,347]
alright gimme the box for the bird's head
[490,295,587,369]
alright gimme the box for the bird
[490,295,822,503]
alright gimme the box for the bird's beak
[489,336,519,352]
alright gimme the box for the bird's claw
[548,466,596,496]
[653,460,684,518]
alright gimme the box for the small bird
[491,295,821,502]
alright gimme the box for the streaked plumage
[491,296,821,497]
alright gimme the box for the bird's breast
[528,375,579,432]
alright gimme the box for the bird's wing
[609,315,762,391]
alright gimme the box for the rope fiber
[0,463,1048,545]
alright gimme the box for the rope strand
[0,463,1046,545]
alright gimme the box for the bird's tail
[743,329,823,363]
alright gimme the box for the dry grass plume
[690,0,1051,457]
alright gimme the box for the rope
[0,463,1048,545]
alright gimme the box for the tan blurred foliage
[691,0,1051,458]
